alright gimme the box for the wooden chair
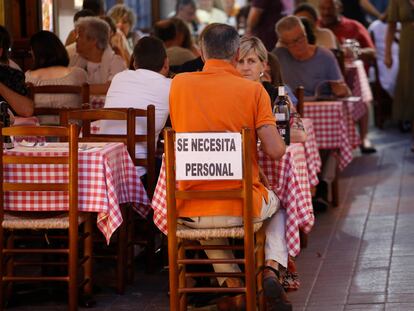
[295,86,305,117]
[0,124,93,311]
[165,128,266,311]
[61,106,157,292]
[331,49,345,76]
[27,83,90,122]
[85,83,110,109]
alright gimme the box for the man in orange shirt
[170,23,291,310]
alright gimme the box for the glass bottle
[272,86,290,145]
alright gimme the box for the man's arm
[257,124,285,161]
[359,0,383,20]
[246,7,263,36]
[330,81,351,98]
[0,83,34,117]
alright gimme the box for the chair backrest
[86,83,110,109]
[27,83,90,117]
[295,86,305,117]
[61,106,157,198]
[164,127,254,243]
[86,83,110,97]
[0,124,79,225]
[330,48,345,75]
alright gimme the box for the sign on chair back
[164,127,266,311]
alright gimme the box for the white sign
[175,132,243,181]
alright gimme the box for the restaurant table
[345,60,373,123]
[258,143,315,257]
[345,60,373,105]
[302,118,322,187]
[152,142,315,257]
[304,101,358,170]
[4,142,150,243]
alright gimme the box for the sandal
[263,266,293,311]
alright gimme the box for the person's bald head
[319,0,342,27]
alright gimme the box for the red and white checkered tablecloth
[345,60,372,122]
[258,144,314,257]
[152,143,315,257]
[12,117,45,144]
[4,142,150,243]
[346,60,373,104]
[91,96,106,109]
[304,101,354,170]
[302,118,321,187]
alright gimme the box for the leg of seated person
[359,113,369,143]
[179,189,284,287]
[200,238,242,287]
[179,216,243,287]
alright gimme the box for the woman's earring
[259,72,264,78]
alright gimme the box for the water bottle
[272,86,290,145]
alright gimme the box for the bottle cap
[278,86,285,96]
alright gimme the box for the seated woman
[0,26,34,117]
[25,30,87,125]
[236,36,306,143]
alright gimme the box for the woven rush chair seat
[177,222,263,239]
[3,212,89,230]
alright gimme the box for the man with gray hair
[274,15,375,153]
[170,23,291,310]
[69,16,126,84]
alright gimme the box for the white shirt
[197,8,228,24]
[100,69,171,176]
[69,45,127,84]
[368,20,399,97]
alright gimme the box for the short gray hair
[275,15,305,38]
[200,23,240,60]
[75,16,110,50]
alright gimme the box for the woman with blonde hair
[107,4,140,50]
[236,36,298,109]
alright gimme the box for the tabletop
[304,101,355,170]
[4,142,150,243]
[152,142,316,257]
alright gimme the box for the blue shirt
[273,47,343,97]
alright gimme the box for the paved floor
[289,127,414,311]
[5,127,414,310]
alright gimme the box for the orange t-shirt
[170,59,276,218]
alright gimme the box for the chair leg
[332,165,340,207]
[145,221,157,274]
[84,216,93,296]
[126,207,135,284]
[68,231,78,311]
[5,234,14,303]
[117,205,128,295]
[0,229,6,309]
[168,237,180,311]
[178,241,186,311]
[256,228,266,311]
